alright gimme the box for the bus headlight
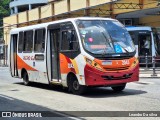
[131,58,139,69]
[85,58,103,71]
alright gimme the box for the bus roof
[126,26,152,31]
[10,17,116,34]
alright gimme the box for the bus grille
[102,73,133,80]
[104,66,129,71]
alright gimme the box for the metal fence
[0,45,8,67]
[139,54,160,77]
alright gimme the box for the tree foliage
[0,0,10,38]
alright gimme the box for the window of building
[61,30,79,51]
[119,19,132,26]
[34,29,46,53]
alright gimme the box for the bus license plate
[102,61,112,65]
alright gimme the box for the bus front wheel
[68,74,86,95]
[22,71,30,86]
[111,84,126,92]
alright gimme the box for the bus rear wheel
[111,84,126,92]
[68,74,86,95]
[22,71,30,86]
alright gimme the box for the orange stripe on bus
[70,59,79,74]
[17,55,37,71]
[59,53,76,74]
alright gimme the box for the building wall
[28,8,40,21]
[10,0,49,14]
[3,0,160,46]
[3,15,18,45]
[10,0,48,8]
[139,16,160,27]
[54,0,68,15]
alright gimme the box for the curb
[140,74,160,78]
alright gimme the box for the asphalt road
[0,67,160,120]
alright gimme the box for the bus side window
[23,30,33,52]
[70,30,79,50]
[18,32,24,53]
[34,29,46,53]
[61,31,68,50]
[61,30,79,51]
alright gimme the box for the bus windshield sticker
[114,44,123,53]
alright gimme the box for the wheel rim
[73,80,79,91]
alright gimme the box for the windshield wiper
[101,32,113,49]
[107,33,129,53]
[100,32,114,56]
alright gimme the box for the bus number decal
[122,60,130,65]
[68,63,74,68]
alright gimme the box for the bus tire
[68,74,86,95]
[111,84,126,92]
[22,71,30,86]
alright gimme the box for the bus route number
[68,63,74,68]
[122,60,130,65]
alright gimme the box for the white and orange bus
[9,17,139,94]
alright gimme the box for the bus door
[47,24,61,82]
[60,22,80,78]
[10,34,18,77]
[138,31,152,64]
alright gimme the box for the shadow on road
[15,82,64,90]
[14,82,147,98]
[83,87,147,98]
[0,95,74,120]
[14,82,69,94]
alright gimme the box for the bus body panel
[16,53,48,84]
[59,53,86,86]
[84,57,139,86]
[84,64,139,86]
[9,17,139,90]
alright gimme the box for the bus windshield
[77,20,135,55]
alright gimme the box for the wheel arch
[66,72,77,87]
[21,68,27,78]
[66,72,86,95]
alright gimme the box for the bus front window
[77,20,135,55]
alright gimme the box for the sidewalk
[140,68,160,78]
[0,60,8,67]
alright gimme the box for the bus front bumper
[84,64,139,86]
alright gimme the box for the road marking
[53,111,83,120]
[0,94,14,101]
[69,117,83,120]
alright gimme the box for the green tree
[0,0,10,38]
